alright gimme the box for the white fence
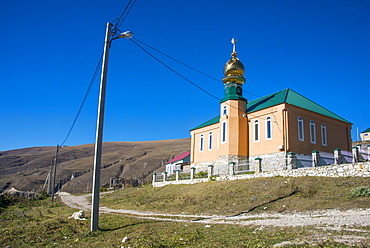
[154,147,370,186]
[295,153,312,168]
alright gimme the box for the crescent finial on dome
[223,38,245,78]
[231,38,238,57]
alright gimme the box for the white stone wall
[248,152,286,171]
[153,162,370,187]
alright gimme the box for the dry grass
[101,177,370,215]
[2,176,370,247]
[0,139,190,194]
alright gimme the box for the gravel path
[59,192,370,227]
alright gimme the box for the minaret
[219,38,249,163]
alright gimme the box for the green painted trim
[334,148,341,151]
[361,128,370,133]
[190,116,220,131]
[255,157,262,160]
[287,152,296,155]
[311,150,319,153]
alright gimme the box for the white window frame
[221,121,227,143]
[208,132,213,150]
[253,119,260,142]
[200,134,204,152]
[298,116,304,141]
[265,116,272,140]
[310,120,316,144]
[321,123,327,146]
[222,105,227,116]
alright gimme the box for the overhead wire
[130,38,221,102]
[130,37,282,124]
[60,54,103,147]
[132,37,271,101]
[60,0,137,146]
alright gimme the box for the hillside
[0,138,190,194]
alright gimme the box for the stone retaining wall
[152,162,370,187]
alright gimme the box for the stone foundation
[153,162,370,187]
[191,155,248,175]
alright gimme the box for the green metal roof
[190,88,352,131]
[190,116,220,131]
[247,88,351,123]
[361,128,370,133]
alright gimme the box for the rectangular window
[321,124,327,146]
[266,117,272,140]
[298,117,304,141]
[200,134,204,152]
[222,122,227,143]
[208,132,213,150]
[310,120,316,144]
[254,120,260,142]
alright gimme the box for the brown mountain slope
[0,138,190,194]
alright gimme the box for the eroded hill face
[0,138,190,194]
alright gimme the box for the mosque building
[189,39,352,173]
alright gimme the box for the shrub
[351,186,370,197]
[194,171,208,178]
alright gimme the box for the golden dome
[223,55,245,77]
[223,38,245,77]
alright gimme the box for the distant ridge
[0,138,190,194]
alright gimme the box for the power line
[60,1,137,146]
[132,37,265,100]
[130,37,281,123]
[130,38,221,102]
[111,0,137,36]
[60,54,103,147]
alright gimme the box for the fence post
[190,167,195,180]
[175,170,180,182]
[334,148,342,165]
[312,150,320,167]
[163,171,168,182]
[208,165,214,179]
[255,158,262,173]
[286,152,296,169]
[228,162,235,176]
[152,173,157,186]
[352,146,359,163]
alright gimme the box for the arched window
[221,121,227,143]
[200,134,204,152]
[310,120,316,144]
[222,105,227,116]
[321,123,327,146]
[254,120,260,142]
[298,116,304,141]
[266,116,272,140]
[208,132,213,150]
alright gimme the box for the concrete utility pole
[51,144,62,201]
[90,22,133,232]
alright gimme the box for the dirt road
[59,192,370,228]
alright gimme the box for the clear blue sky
[1,0,369,151]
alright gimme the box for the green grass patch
[2,197,362,247]
[2,177,370,247]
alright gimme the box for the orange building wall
[191,102,352,164]
[190,123,220,163]
[285,104,352,154]
[247,105,286,156]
